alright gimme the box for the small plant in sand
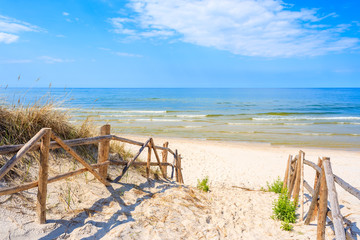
[197,176,209,192]
[266,176,283,193]
[272,190,296,231]
[281,221,294,231]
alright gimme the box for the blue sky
[0,0,359,88]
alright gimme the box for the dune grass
[0,91,131,182]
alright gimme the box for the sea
[1,88,360,150]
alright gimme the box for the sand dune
[1,136,359,239]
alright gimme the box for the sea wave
[134,118,182,122]
[176,115,206,118]
[252,116,360,121]
[75,109,167,114]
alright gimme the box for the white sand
[1,135,359,239]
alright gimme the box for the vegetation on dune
[265,176,284,193]
[197,176,209,192]
[0,92,131,181]
[264,177,296,231]
[0,100,92,146]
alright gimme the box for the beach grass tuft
[266,176,284,193]
[0,91,132,181]
[197,176,209,192]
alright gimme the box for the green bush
[197,176,209,192]
[272,191,296,223]
[272,190,296,231]
[266,177,284,193]
[281,222,293,231]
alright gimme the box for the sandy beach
[123,134,360,216]
[1,134,359,239]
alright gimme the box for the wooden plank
[111,135,175,156]
[175,150,179,182]
[292,151,303,204]
[286,155,292,189]
[326,210,355,240]
[109,160,172,167]
[311,158,322,222]
[0,162,109,196]
[300,151,305,220]
[113,138,151,183]
[304,170,322,225]
[50,132,110,186]
[0,128,48,180]
[317,162,328,240]
[0,135,112,155]
[304,159,321,173]
[334,175,360,201]
[36,129,51,224]
[283,155,291,190]
[162,142,169,177]
[304,180,315,196]
[178,154,184,184]
[97,125,111,179]
[323,158,346,240]
[288,157,298,198]
[146,140,152,179]
[0,134,176,157]
[150,139,166,179]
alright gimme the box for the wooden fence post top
[323,157,346,240]
[100,124,111,132]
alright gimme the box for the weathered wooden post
[178,154,183,184]
[292,151,303,204]
[283,155,291,190]
[323,158,346,240]
[162,142,169,178]
[300,151,305,220]
[317,160,328,240]
[311,158,323,222]
[147,139,152,179]
[97,124,110,180]
[175,150,179,183]
[288,155,298,198]
[37,128,51,224]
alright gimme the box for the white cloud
[39,56,74,64]
[99,47,143,57]
[0,32,18,43]
[63,12,70,16]
[109,0,359,57]
[114,52,143,57]
[0,15,41,43]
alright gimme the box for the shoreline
[116,132,360,154]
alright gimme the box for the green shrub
[266,177,284,193]
[197,176,209,192]
[272,191,296,223]
[272,190,296,231]
[281,222,293,231]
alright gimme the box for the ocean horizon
[1,87,360,150]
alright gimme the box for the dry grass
[0,102,92,146]
[0,93,132,182]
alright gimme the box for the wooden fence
[0,124,183,224]
[283,151,360,240]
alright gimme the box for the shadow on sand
[39,179,183,240]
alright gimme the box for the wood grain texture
[323,158,345,240]
[97,125,110,179]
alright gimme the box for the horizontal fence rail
[0,124,183,224]
[283,151,358,240]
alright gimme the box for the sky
[0,0,359,88]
